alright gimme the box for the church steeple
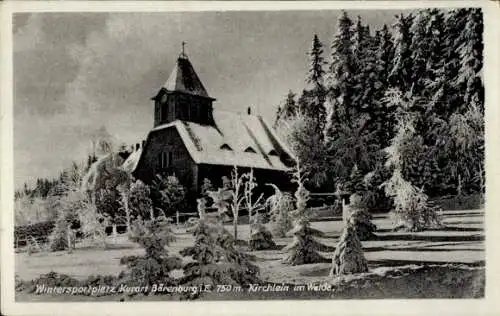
[152,44,216,127]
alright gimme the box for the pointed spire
[163,45,214,99]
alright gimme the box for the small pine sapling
[282,163,329,265]
[265,184,294,238]
[249,213,276,251]
[180,199,260,299]
[119,216,181,291]
[345,193,377,240]
[48,191,82,252]
[330,216,369,276]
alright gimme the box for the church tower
[152,44,216,127]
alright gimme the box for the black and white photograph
[1,1,497,314]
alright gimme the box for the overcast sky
[14,10,407,188]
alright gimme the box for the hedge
[14,220,55,247]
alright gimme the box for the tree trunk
[233,214,238,241]
[123,197,130,233]
[342,199,348,225]
[112,224,117,244]
[149,207,154,221]
[66,226,73,254]
[126,211,131,233]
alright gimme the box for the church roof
[138,109,296,172]
[163,56,212,99]
[121,148,142,174]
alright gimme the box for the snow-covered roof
[121,148,142,174]
[140,109,295,172]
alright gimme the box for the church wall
[133,127,196,195]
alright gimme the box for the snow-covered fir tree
[282,163,329,265]
[248,213,276,251]
[119,216,182,289]
[265,184,294,238]
[325,10,356,130]
[304,34,327,132]
[456,8,483,109]
[381,89,442,231]
[274,90,299,127]
[180,198,260,299]
[345,193,377,241]
[388,13,414,92]
[330,213,369,276]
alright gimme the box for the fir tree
[373,24,395,150]
[119,216,182,290]
[389,13,414,92]
[275,90,299,126]
[456,8,483,110]
[352,16,377,114]
[330,216,369,276]
[325,11,356,130]
[180,199,260,299]
[282,163,329,265]
[305,34,327,131]
[345,164,365,194]
[381,89,442,231]
[345,193,377,241]
[48,210,76,252]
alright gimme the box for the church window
[161,104,168,122]
[181,101,190,120]
[159,151,173,169]
[168,152,173,166]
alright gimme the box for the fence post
[176,211,180,227]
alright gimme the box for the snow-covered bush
[330,220,369,276]
[383,170,442,231]
[265,184,294,238]
[249,213,276,251]
[119,216,181,289]
[48,210,78,252]
[47,190,85,252]
[151,174,187,217]
[129,180,154,220]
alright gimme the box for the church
[121,49,296,204]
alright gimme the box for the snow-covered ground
[15,209,484,286]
